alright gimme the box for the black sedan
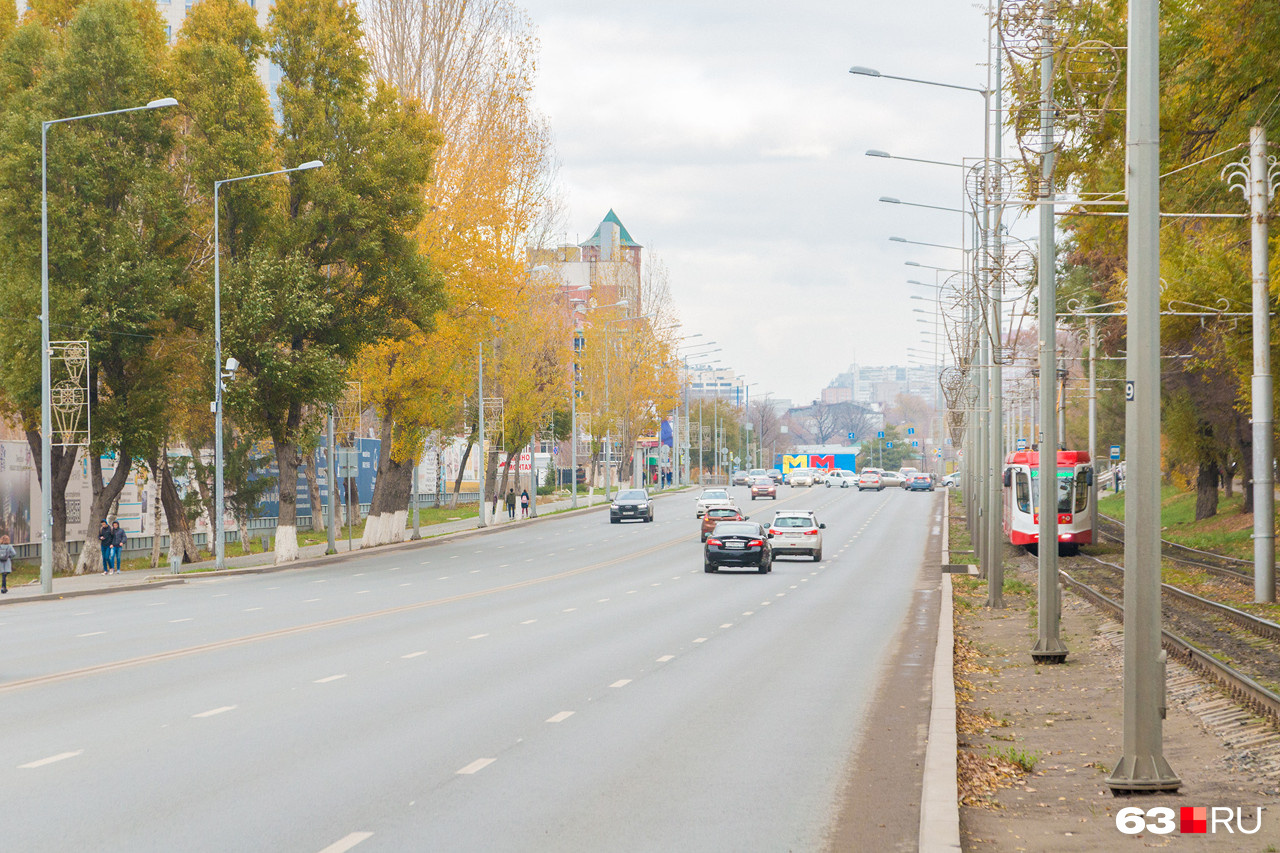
[610,489,654,523]
[704,521,773,573]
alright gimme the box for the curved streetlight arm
[867,149,964,169]
[848,66,988,97]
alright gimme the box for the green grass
[988,744,1043,773]
[1098,484,1262,559]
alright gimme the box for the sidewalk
[0,489,637,604]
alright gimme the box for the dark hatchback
[610,489,654,523]
[704,521,773,573]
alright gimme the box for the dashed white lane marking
[790,585,798,589]
[193,705,237,718]
[389,567,401,571]
[742,611,754,616]
[77,631,105,638]
[420,561,431,565]
[693,638,707,644]
[760,601,772,606]
[74,611,93,616]
[312,579,328,584]
[169,618,193,623]
[499,564,510,568]
[212,593,229,598]
[521,619,537,625]
[401,651,427,659]
[399,583,411,587]
[650,583,661,587]
[450,555,460,559]
[470,570,480,574]
[610,679,632,688]
[304,598,321,603]
[352,574,365,577]
[20,750,83,769]
[243,607,263,612]
[562,608,577,613]
[720,623,732,628]
[146,602,165,606]
[469,634,489,640]
[314,674,347,684]
[656,655,675,662]
[597,598,610,603]
[438,577,449,581]
[547,711,575,723]
[775,593,786,597]
[356,590,370,595]
[317,831,374,853]
[457,758,495,775]
[627,590,638,594]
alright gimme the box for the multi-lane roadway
[3,483,945,852]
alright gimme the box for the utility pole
[1248,126,1276,604]
[1087,319,1099,546]
[477,341,487,528]
[1030,7,1067,664]
[1106,0,1180,793]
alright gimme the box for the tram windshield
[1030,472,1074,514]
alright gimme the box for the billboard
[776,452,861,473]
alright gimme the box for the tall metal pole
[411,440,421,538]
[40,122,52,593]
[1107,0,1180,792]
[984,22,1004,606]
[213,182,225,571]
[604,326,612,501]
[477,341,487,528]
[571,329,579,508]
[1088,318,1099,545]
[1031,9,1067,663]
[1248,125,1276,604]
[326,407,337,554]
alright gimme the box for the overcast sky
[519,0,999,406]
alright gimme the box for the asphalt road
[2,482,944,853]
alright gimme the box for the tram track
[1095,512,1254,584]
[1038,551,1280,724]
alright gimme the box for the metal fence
[11,491,481,561]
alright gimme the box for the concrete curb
[1,576,188,603]
[919,488,962,851]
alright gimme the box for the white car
[811,469,828,485]
[786,468,815,487]
[768,511,826,561]
[695,488,737,518]
[825,469,857,488]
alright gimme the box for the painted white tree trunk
[360,514,382,549]
[274,525,299,564]
[389,510,407,543]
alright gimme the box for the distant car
[695,488,736,518]
[701,506,747,541]
[768,511,825,561]
[811,469,828,485]
[748,468,767,480]
[906,473,935,492]
[899,467,919,480]
[786,468,815,487]
[749,476,777,500]
[610,489,654,523]
[857,471,883,491]
[825,469,856,488]
[878,470,907,488]
[731,470,752,486]
[941,471,961,487]
[766,468,784,485]
[704,520,773,573]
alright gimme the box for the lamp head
[296,160,323,171]
[865,149,891,158]
[848,66,882,77]
[878,196,901,204]
[146,98,179,109]
[224,356,239,373]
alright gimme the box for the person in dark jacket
[98,520,113,574]
[505,488,516,519]
[520,489,530,518]
[110,520,126,574]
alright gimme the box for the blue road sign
[1016,438,1028,451]
[847,432,856,441]
[907,427,915,436]
[1110,445,1121,460]
[877,431,885,439]
[886,441,894,449]
[911,440,919,448]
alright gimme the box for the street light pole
[40,97,178,592]
[212,160,322,572]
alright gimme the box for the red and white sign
[518,451,532,473]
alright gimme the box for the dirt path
[954,552,1280,851]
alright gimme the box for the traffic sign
[1016,438,1028,451]
[1110,445,1121,461]
[886,441,893,449]
[877,431,885,439]
[847,432,856,441]
[907,427,915,436]
[911,440,919,448]
[935,449,943,458]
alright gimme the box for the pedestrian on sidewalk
[520,489,529,518]
[110,520,126,574]
[0,534,15,593]
[505,488,516,519]
[98,520,113,574]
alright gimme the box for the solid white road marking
[20,750,82,769]
[546,711,575,723]
[77,631,106,638]
[457,758,495,775]
[317,831,374,853]
[469,634,489,640]
[193,705,237,718]
[610,679,632,688]
[314,674,347,684]
[401,651,427,659]
[656,655,675,662]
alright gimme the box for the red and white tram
[1002,450,1094,556]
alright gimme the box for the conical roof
[579,209,642,248]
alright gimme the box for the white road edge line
[316,831,374,853]
[20,750,82,769]
[193,705,237,718]
[457,758,495,775]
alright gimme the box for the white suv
[768,511,826,561]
